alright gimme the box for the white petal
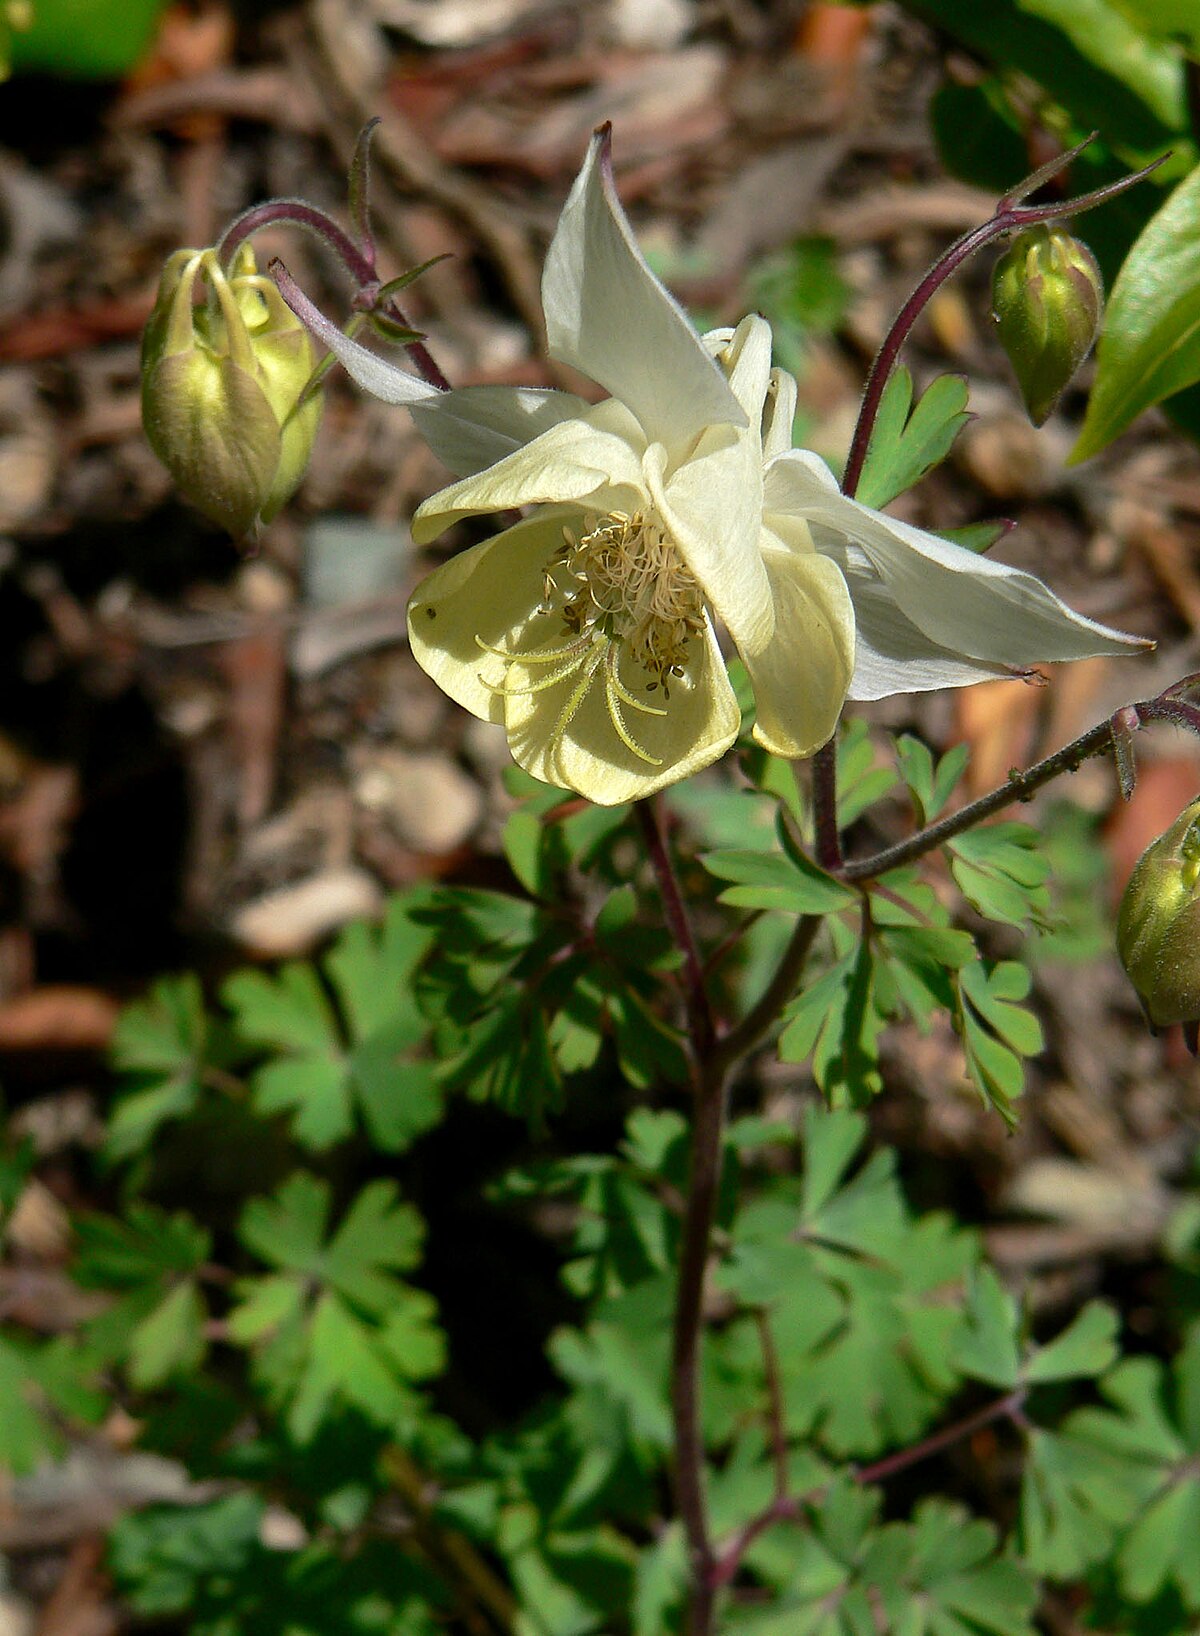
[761,367,798,463]
[406,512,565,720]
[741,539,855,756]
[504,616,740,805]
[412,401,647,544]
[644,428,774,658]
[412,386,593,476]
[762,445,843,507]
[709,315,774,426]
[289,276,600,477]
[290,289,442,406]
[824,542,1024,699]
[541,127,746,450]
[767,448,1148,666]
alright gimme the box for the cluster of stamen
[478,510,706,767]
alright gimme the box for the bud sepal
[1117,795,1200,1048]
[991,224,1104,426]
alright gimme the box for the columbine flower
[290,127,1146,805]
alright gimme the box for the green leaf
[954,960,1042,1126]
[725,1116,978,1461]
[799,1105,868,1218]
[896,736,970,824]
[1074,165,1200,460]
[501,806,557,898]
[549,1277,675,1453]
[779,941,886,1103]
[232,1174,439,1441]
[1021,1332,1200,1607]
[868,1499,1039,1636]
[71,1206,212,1384]
[0,1335,105,1473]
[837,718,900,828]
[238,1170,330,1272]
[954,1267,1022,1388]
[949,823,1051,929]
[223,897,439,1153]
[224,964,351,1147]
[1116,0,1200,50]
[936,519,1011,554]
[1024,1300,1120,1383]
[899,0,1185,150]
[107,974,211,1159]
[1021,1423,1132,1579]
[239,1173,422,1302]
[107,1493,265,1618]
[854,368,971,509]
[1114,1332,1200,1608]
[128,1279,207,1391]
[631,1522,687,1636]
[702,847,855,914]
[0,1336,66,1473]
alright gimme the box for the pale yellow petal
[741,539,856,758]
[712,315,774,426]
[412,403,646,544]
[503,617,740,804]
[761,367,798,462]
[644,429,774,659]
[406,512,568,721]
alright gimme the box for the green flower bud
[991,224,1104,426]
[141,244,322,538]
[0,2,32,79]
[1117,796,1200,1041]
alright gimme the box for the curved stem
[853,1387,1027,1486]
[218,198,371,281]
[841,146,1167,502]
[822,145,1162,867]
[637,809,824,1633]
[219,198,451,392]
[841,213,1004,501]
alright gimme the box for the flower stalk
[840,678,1200,885]
[840,137,1167,501]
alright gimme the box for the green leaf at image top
[1113,0,1200,51]
[1073,163,1200,461]
[10,0,167,77]
[897,0,1186,149]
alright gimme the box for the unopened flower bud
[141,244,322,538]
[991,225,1103,426]
[1117,796,1200,1044]
[0,2,32,79]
